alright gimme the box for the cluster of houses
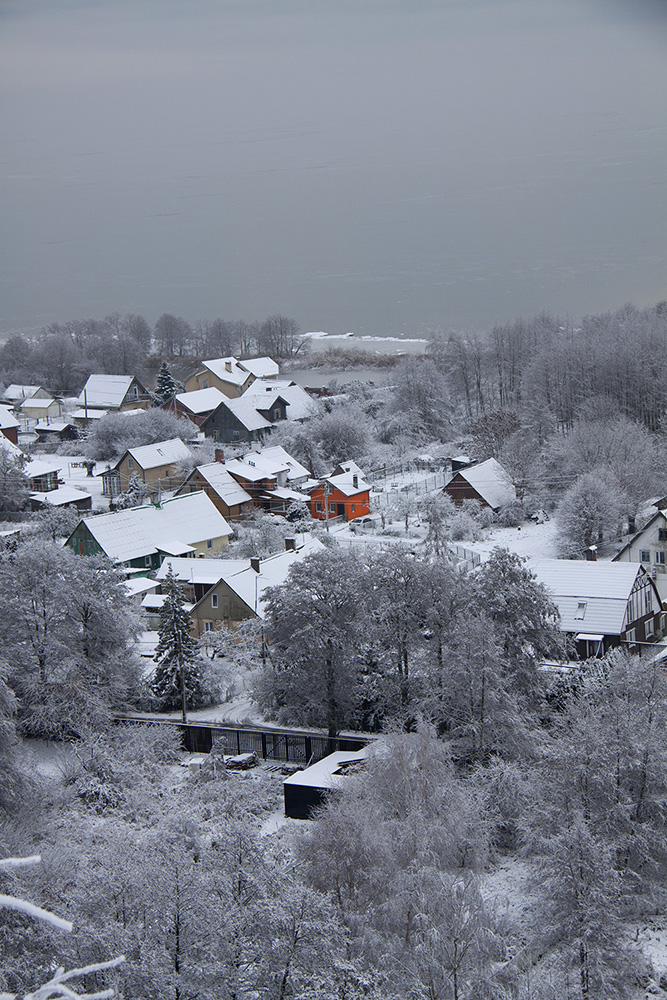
[4,358,667,668]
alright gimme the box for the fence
[446,542,482,568]
[115,716,371,764]
[371,471,447,507]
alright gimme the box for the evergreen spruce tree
[152,362,183,406]
[152,565,205,720]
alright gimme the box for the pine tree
[152,361,183,406]
[152,565,204,720]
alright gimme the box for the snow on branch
[0,856,124,1000]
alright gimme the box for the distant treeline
[430,301,667,432]
[0,312,306,395]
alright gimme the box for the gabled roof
[243,379,318,420]
[19,395,56,410]
[0,435,25,460]
[0,406,20,430]
[187,463,253,507]
[214,397,272,433]
[30,486,91,507]
[77,375,146,409]
[187,535,325,619]
[237,357,279,379]
[529,559,654,635]
[174,387,227,415]
[3,385,45,402]
[125,437,192,471]
[324,463,371,497]
[25,456,63,479]
[453,458,516,509]
[200,357,254,389]
[243,445,310,482]
[613,511,666,561]
[73,492,231,564]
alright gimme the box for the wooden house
[176,462,254,521]
[30,487,92,512]
[99,438,192,498]
[199,396,273,444]
[66,491,232,576]
[73,374,150,425]
[25,456,62,493]
[443,457,516,511]
[0,406,20,445]
[166,387,228,427]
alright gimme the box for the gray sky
[1,0,666,337]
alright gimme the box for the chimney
[250,556,261,573]
[585,545,598,561]
[284,537,296,551]
[225,361,232,372]
[214,448,225,464]
[352,473,358,489]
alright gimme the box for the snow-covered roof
[0,406,20,430]
[172,535,325,619]
[455,458,516,509]
[333,460,364,476]
[200,357,253,389]
[283,746,372,790]
[3,384,43,402]
[326,468,371,497]
[244,445,310,482]
[190,463,253,507]
[529,559,650,635]
[30,486,91,507]
[263,487,311,502]
[19,395,56,411]
[237,357,279,379]
[217,397,272,433]
[77,375,143,408]
[124,577,158,599]
[156,556,249,587]
[76,492,232,564]
[243,379,317,421]
[174,387,227,415]
[34,420,75,433]
[70,407,109,420]
[125,437,192,471]
[0,435,24,460]
[26,456,63,478]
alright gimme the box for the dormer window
[574,602,587,620]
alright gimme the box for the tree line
[0,312,306,395]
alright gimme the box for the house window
[656,552,665,565]
[659,529,667,541]
[640,550,651,563]
[329,502,336,512]
[128,457,134,469]
[646,618,655,638]
[207,539,213,549]
[144,556,151,567]
[211,594,218,609]
[315,502,322,512]
[204,621,212,632]
[626,628,636,646]
[574,601,587,620]
[351,504,356,513]
[202,379,208,389]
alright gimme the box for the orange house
[309,465,371,522]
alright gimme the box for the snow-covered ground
[464,519,560,562]
[56,453,107,510]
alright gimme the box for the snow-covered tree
[0,449,30,515]
[0,542,141,738]
[151,362,184,407]
[152,565,205,721]
[259,549,363,737]
[556,471,624,557]
[110,472,152,510]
